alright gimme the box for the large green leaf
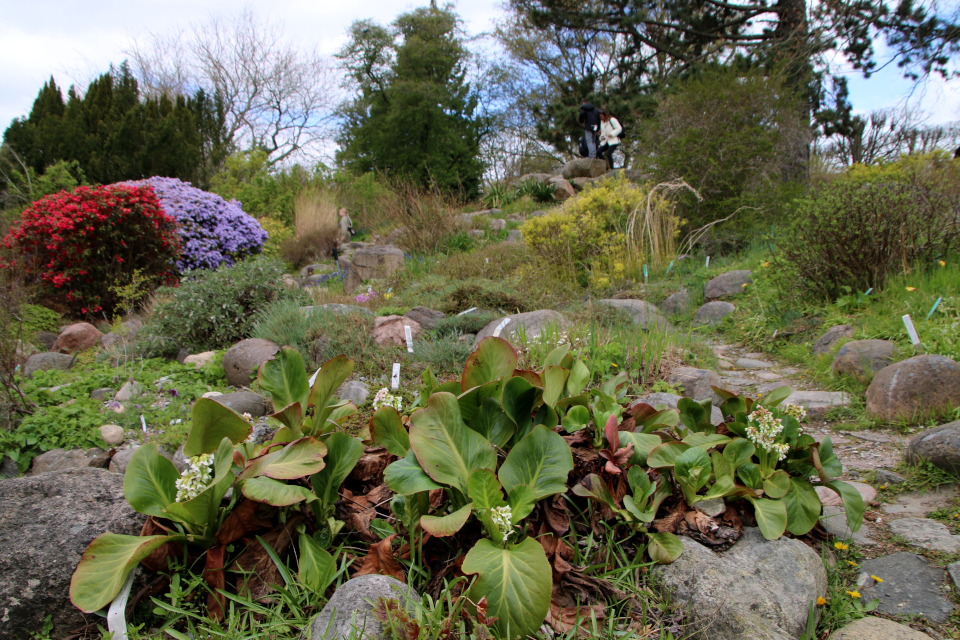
[257,346,309,412]
[498,426,573,500]
[183,398,252,457]
[507,484,536,522]
[384,451,442,495]
[646,442,692,469]
[682,433,731,449]
[815,437,843,483]
[238,437,327,481]
[469,398,516,448]
[458,381,503,426]
[462,337,518,392]
[561,405,591,432]
[763,469,791,499]
[370,407,410,457]
[542,366,569,409]
[737,463,763,490]
[307,355,354,416]
[123,443,178,517]
[270,402,304,436]
[647,532,684,564]
[620,432,663,466]
[311,432,364,506]
[566,359,590,397]
[572,474,618,510]
[761,386,792,408]
[462,537,552,639]
[722,438,756,469]
[409,392,497,494]
[242,476,318,506]
[70,533,188,613]
[299,534,337,593]
[502,376,540,443]
[783,478,822,535]
[421,502,473,537]
[163,438,235,530]
[468,469,506,510]
[544,344,571,367]
[747,496,788,540]
[821,480,865,533]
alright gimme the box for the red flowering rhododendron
[0,184,181,317]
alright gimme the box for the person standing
[579,99,601,159]
[338,207,354,244]
[598,109,623,170]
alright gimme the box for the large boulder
[474,310,571,347]
[665,367,722,405]
[860,552,954,623]
[827,617,933,640]
[372,316,423,347]
[703,270,753,301]
[865,355,960,422]
[598,299,672,332]
[661,290,690,316]
[561,158,608,180]
[30,448,109,475]
[404,306,446,331]
[309,575,421,640]
[907,420,960,475]
[812,324,855,356]
[517,172,554,184]
[52,322,103,354]
[831,339,898,383]
[223,338,280,388]
[348,245,405,283]
[23,352,73,379]
[212,391,272,418]
[654,527,826,640]
[692,301,736,327]
[0,468,146,639]
[548,176,576,200]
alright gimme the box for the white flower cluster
[372,388,403,412]
[175,453,215,502]
[783,403,807,422]
[746,406,790,461]
[490,505,514,542]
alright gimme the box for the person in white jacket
[598,109,623,170]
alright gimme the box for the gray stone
[183,351,216,367]
[947,561,960,590]
[90,387,116,400]
[212,391,272,418]
[907,420,960,475]
[820,505,876,546]
[468,229,486,238]
[0,468,146,639]
[114,380,143,402]
[489,218,507,231]
[693,497,726,518]
[661,290,690,316]
[109,446,175,475]
[754,371,782,381]
[100,319,142,349]
[847,431,893,444]
[703,270,753,301]
[98,424,125,446]
[32,331,58,351]
[528,210,547,217]
[22,352,73,379]
[887,518,960,553]
[655,527,826,640]
[812,324,856,356]
[339,380,370,405]
[517,173,553,185]
[827,617,934,640]
[832,339,899,383]
[860,552,954,623]
[474,310,571,347]
[598,299,672,332]
[784,390,850,418]
[404,306,446,331]
[223,338,280,388]
[692,301,735,327]
[633,392,724,425]
[303,304,374,317]
[299,263,334,278]
[570,176,592,191]
[282,274,300,290]
[505,229,522,243]
[0,456,18,479]
[876,469,906,485]
[736,357,774,370]
[345,245,405,294]
[309,575,421,640]
[665,367,722,405]
[561,158,608,180]
[866,355,960,423]
[885,486,960,516]
[31,448,109,475]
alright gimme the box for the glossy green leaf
[370,407,410,457]
[640,409,680,433]
[542,366,569,409]
[620,432,663,466]
[469,398,516,448]
[816,437,843,483]
[421,502,473,537]
[311,432,363,506]
[384,451,442,495]
[682,433,731,449]
[647,532,684,564]
[257,346,309,412]
[238,437,327,481]
[675,447,710,479]
[298,534,336,593]
[822,480,865,533]
[572,474,618,510]
[747,496,788,540]
[761,386,792,408]
[242,476,317,506]
[123,443,178,517]
[70,533,188,613]
[270,402,304,436]
[409,392,496,494]
[722,438,756,469]
[435,380,462,394]
[507,484,536,523]
[763,469,791,499]
[703,474,735,499]
[710,451,733,480]
[646,442,692,469]
[462,337,518,392]
[566,359,591,396]
[499,426,573,500]
[183,398,252,457]
[459,381,502,426]
[561,405,591,432]
[737,463,763,490]
[544,344,570,367]
[783,478,822,535]
[502,376,539,442]
[468,469,506,510]
[307,355,354,412]
[533,403,559,429]
[462,537,552,639]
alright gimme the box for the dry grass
[377,181,461,254]
[281,186,340,267]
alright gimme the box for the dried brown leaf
[231,516,300,600]
[354,534,406,583]
[138,517,182,573]
[204,545,226,622]
[216,499,275,546]
[654,502,686,533]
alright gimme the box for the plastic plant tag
[458,307,478,316]
[404,325,414,353]
[902,314,921,346]
[392,363,401,390]
[705,256,710,268]
[107,566,136,640]
[927,297,942,320]
[493,318,511,338]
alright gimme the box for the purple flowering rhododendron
[122,177,268,271]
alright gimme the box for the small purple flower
[168,389,179,397]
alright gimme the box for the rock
[948,561,960,589]
[31,448,109,474]
[212,391,272,418]
[518,172,554,184]
[98,424,125,446]
[598,299,672,332]
[404,307,445,331]
[755,371,782,381]
[665,367,722,405]
[22,352,73,379]
[201,391,224,399]
[282,274,300,290]
[223,338,280,388]
[866,355,960,423]
[114,380,143,402]
[0,468,146,639]
[345,245,405,294]
[784,390,850,418]
[632,393,724,425]
[661,290,690,316]
[694,497,726,518]
[109,446,174,475]
[860,552,954,623]
[249,423,275,445]
[816,482,876,506]
[561,158,608,180]
[906,420,960,474]
[570,176,592,191]
[655,527,826,640]
[100,319,142,349]
[183,351,216,368]
[812,324,855,356]
[820,505,876,545]
[474,310,571,347]
[309,575,421,640]
[52,322,103,354]
[827,617,933,640]
[32,331,58,351]
[303,304,375,317]
[736,357,774,370]
[468,230,486,238]
[548,176,576,200]
[885,485,960,516]
[876,469,906,485]
[505,229,522,243]
[887,518,960,553]
[299,263,334,278]
[692,301,735,327]
[90,387,115,400]
[339,380,370,405]
[0,456,18,479]
[831,339,899,383]
[703,270,753,301]
[175,347,190,364]
[372,316,423,347]
[489,218,507,231]
[528,210,547,217]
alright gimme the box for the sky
[1,0,957,132]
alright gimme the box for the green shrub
[515,179,557,204]
[142,257,301,354]
[442,282,528,315]
[433,309,500,337]
[22,304,62,336]
[209,150,308,224]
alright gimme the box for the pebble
[98,424,125,446]
[735,358,775,370]
[860,552,954,623]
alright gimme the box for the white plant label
[458,307,478,316]
[902,314,921,346]
[107,565,136,640]
[404,325,414,353]
[140,415,147,433]
[308,366,321,387]
[493,318,511,338]
[705,256,710,268]
[391,363,401,390]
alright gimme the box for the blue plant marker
[387,287,393,295]
[927,297,942,320]
[666,260,674,275]
[643,264,648,281]
[857,287,873,303]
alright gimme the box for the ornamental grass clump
[124,176,268,271]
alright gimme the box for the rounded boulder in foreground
[865,355,960,423]
[223,338,280,388]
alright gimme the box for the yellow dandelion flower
[846,591,861,599]
[847,560,859,567]
[742,283,749,288]
[940,260,947,267]
[611,363,618,368]
[880,485,887,490]
[762,261,771,267]
[834,541,849,551]
[906,287,917,292]
[871,575,883,583]
[816,597,827,606]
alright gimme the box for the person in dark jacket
[579,100,601,159]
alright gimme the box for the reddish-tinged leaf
[216,499,276,545]
[138,517,182,573]
[354,534,406,583]
[629,402,658,422]
[231,516,300,600]
[204,545,226,622]
[603,415,619,451]
[654,502,687,533]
